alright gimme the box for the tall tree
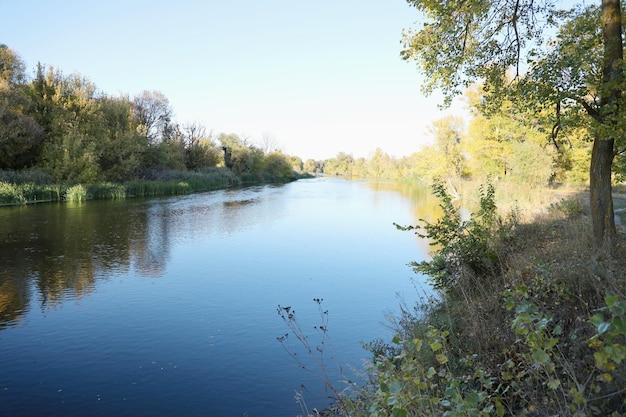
[0,44,26,89]
[402,0,624,246]
[430,116,466,178]
[0,46,44,168]
[131,90,173,144]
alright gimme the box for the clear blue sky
[2,0,466,161]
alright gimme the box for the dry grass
[406,185,626,414]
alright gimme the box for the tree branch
[550,100,561,151]
[574,97,602,122]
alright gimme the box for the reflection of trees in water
[0,275,30,330]
[131,204,171,277]
[0,201,155,329]
[0,187,284,329]
[368,182,444,224]
[367,182,444,255]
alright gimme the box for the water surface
[0,177,432,416]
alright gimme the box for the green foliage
[0,181,27,204]
[263,152,296,179]
[402,0,625,244]
[185,140,220,171]
[348,264,626,417]
[0,45,27,88]
[589,294,626,375]
[509,141,555,187]
[397,179,510,291]
[548,198,584,217]
[0,90,45,169]
[65,184,88,202]
[303,159,323,173]
[367,328,501,417]
[323,152,354,177]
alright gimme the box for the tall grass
[65,184,88,202]
[0,167,246,205]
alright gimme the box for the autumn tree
[402,0,624,246]
[430,116,466,178]
[323,152,354,177]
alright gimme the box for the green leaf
[532,349,551,365]
[611,318,626,336]
[391,408,407,417]
[429,340,443,352]
[412,338,423,352]
[605,293,620,308]
[467,391,482,405]
[390,381,403,394]
[590,313,605,327]
[594,350,610,368]
[597,321,612,335]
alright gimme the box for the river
[0,177,436,417]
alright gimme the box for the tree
[304,159,323,173]
[96,95,146,181]
[0,46,44,168]
[28,64,103,181]
[430,116,466,178]
[0,45,26,90]
[259,131,280,154]
[323,152,354,176]
[131,90,173,144]
[402,0,624,246]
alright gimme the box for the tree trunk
[591,0,623,246]
[590,137,615,246]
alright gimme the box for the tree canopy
[402,0,625,246]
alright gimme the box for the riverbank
[0,167,312,206]
[337,183,626,416]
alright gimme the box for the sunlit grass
[65,184,88,202]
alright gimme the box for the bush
[395,178,514,292]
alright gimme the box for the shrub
[395,178,513,292]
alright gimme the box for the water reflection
[0,181,440,332]
[0,186,291,330]
[0,178,440,416]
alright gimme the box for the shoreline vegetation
[0,167,311,206]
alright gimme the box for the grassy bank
[309,180,626,416]
[0,167,308,205]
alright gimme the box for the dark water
[0,177,433,417]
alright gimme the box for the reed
[0,181,27,205]
[0,166,294,206]
[65,184,88,202]
[87,183,127,200]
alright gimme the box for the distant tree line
[320,83,599,188]
[0,45,301,185]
